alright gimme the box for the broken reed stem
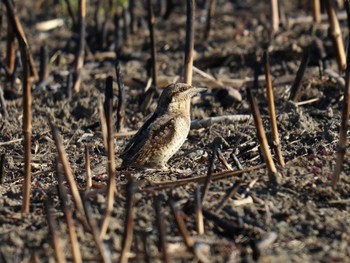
[147,0,158,88]
[51,124,86,220]
[169,199,195,254]
[204,0,215,39]
[98,96,108,150]
[214,181,241,213]
[263,52,285,167]
[56,161,82,263]
[73,0,86,93]
[195,187,204,235]
[217,148,233,170]
[184,0,195,85]
[39,45,49,83]
[84,201,112,263]
[151,164,265,190]
[115,61,125,132]
[312,0,321,23]
[325,0,346,70]
[0,86,9,119]
[6,17,15,78]
[100,76,117,240]
[84,145,92,191]
[20,42,32,214]
[270,0,279,34]
[119,180,136,263]
[333,1,350,188]
[246,87,278,184]
[3,0,38,80]
[289,49,310,102]
[154,196,170,263]
[46,198,67,263]
[0,153,5,184]
[201,137,220,203]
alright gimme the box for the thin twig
[246,87,279,185]
[85,145,92,191]
[195,187,204,235]
[119,180,136,263]
[56,160,82,263]
[184,0,195,85]
[325,0,346,70]
[263,52,285,167]
[100,76,117,240]
[289,49,310,102]
[154,195,171,263]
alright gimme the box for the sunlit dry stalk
[263,52,285,167]
[333,0,350,188]
[195,187,204,235]
[20,42,32,214]
[214,181,241,213]
[270,0,279,34]
[39,45,49,83]
[204,0,215,38]
[3,0,38,80]
[0,86,9,119]
[73,0,86,92]
[56,161,82,263]
[46,198,67,263]
[217,148,233,170]
[325,0,346,70]
[246,87,279,184]
[84,201,112,263]
[312,0,321,23]
[5,19,15,78]
[115,61,126,132]
[51,124,86,220]
[184,0,195,85]
[201,137,220,203]
[119,180,136,263]
[100,76,116,240]
[85,145,92,191]
[0,153,5,184]
[169,199,195,254]
[289,49,310,102]
[151,164,265,190]
[154,196,170,263]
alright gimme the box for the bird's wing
[120,113,178,167]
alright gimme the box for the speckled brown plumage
[120,83,204,169]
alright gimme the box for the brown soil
[1,1,350,262]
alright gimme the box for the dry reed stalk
[39,45,49,83]
[263,52,285,167]
[312,0,321,23]
[98,96,108,149]
[5,19,15,78]
[246,87,279,184]
[100,76,117,240]
[3,0,38,80]
[73,0,86,92]
[84,145,92,191]
[0,86,9,119]
[195,187,204,235]
[46,198,67,263]
[201,137,220,203]
[333,0,350,188]
[0,154,5,184]
[154,196,170,263]
[169,199,195,254]
[51,124,86,219]
[214,181,241,213]
[119,180,136,263]
[289,49,310,102]
[20,42,32,214]
[325,0,346,70]
[115,61,126,132]
[184,0,195,85]
[270,0,279,34]
[56,161,82,263]
[204,0,215,38]
[63,0,77,28]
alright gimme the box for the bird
[120,83,205,169]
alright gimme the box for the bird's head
[156,83,205,113]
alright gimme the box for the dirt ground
[1,1,350,262]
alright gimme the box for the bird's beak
[187,86,206,96]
